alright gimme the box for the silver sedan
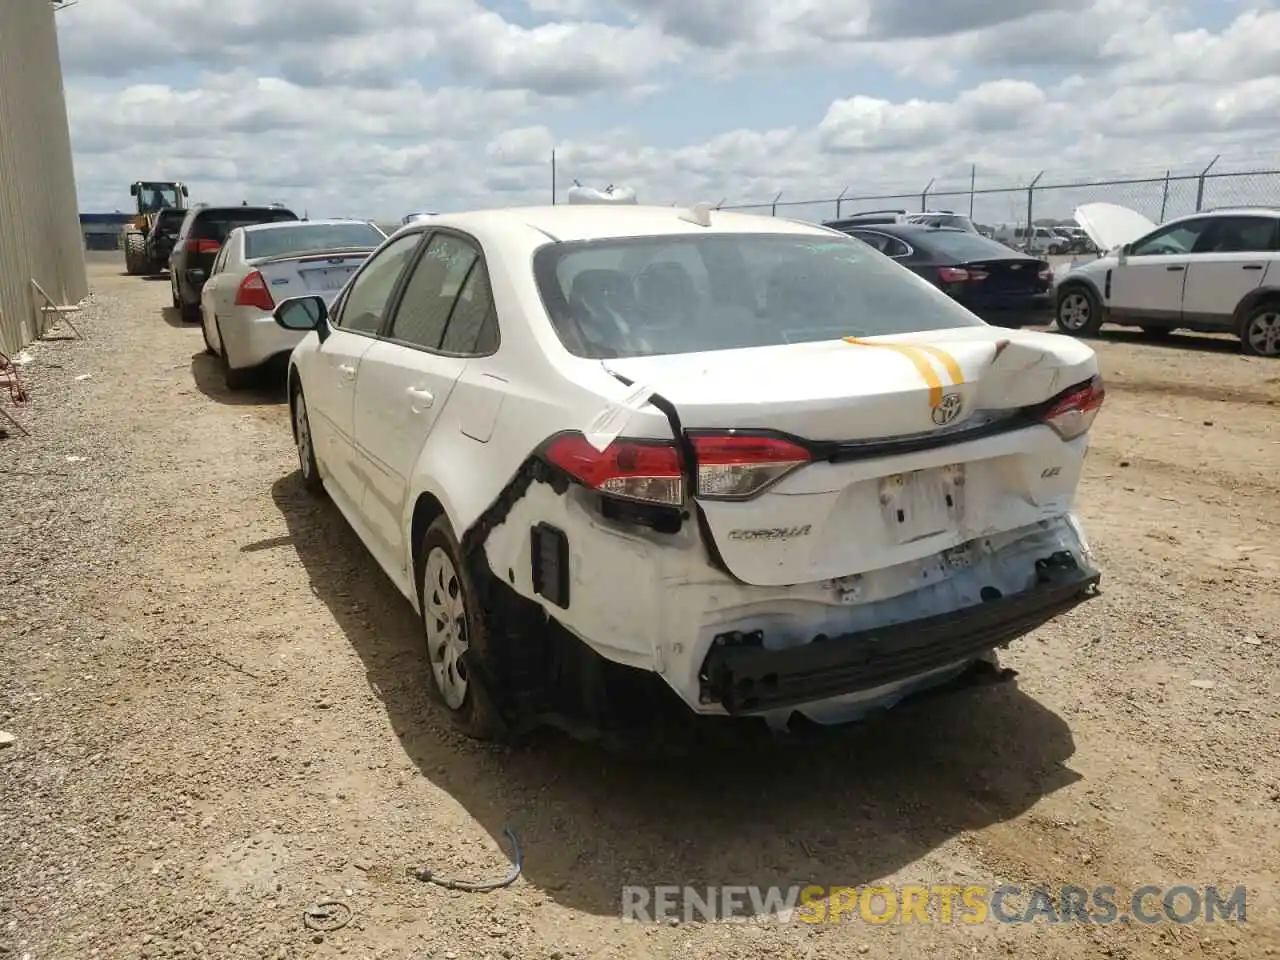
[199,218,387,389]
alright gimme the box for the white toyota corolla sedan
[272,204,1105,744]
[199,218,387,389]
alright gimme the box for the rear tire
[200,312,216,355]
[1056,284,1103,336]
[1240,304,1280,357]
[216,319,252,390]
[418,515,510,742]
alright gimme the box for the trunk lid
[603,327,1098,586]
[250,249,376,303]
[1073,202,1156,253]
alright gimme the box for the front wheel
[419,516,509,741]
[1056,284,1104,336]
[1240,304,1280,357]
[291,382,325,495]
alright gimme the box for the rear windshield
[244,222,385,260]
[532,233,985,360]
[191,208,298,242]
[919,230,1028,261]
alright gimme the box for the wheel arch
[1233,286,1280,336]
[1056,274,1104,302]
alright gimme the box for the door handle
[1243,264,1264,271]
[406,386,435,409]
[1165,265,1185,271]
[337,363,356,378]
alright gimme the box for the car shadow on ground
[1014,322,1243,355]
[190,351,287,406]
[161,307,188,329]
[1089,328,1242,355]
[264,471,1080,917]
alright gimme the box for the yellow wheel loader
[122,181,189,275]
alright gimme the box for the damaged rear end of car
[455,221,1105,744]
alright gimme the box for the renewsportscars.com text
[621,884,1248,925]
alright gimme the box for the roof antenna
[678,201,713,228]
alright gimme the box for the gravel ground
[2,257,1278,960]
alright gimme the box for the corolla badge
[932,392,963,425]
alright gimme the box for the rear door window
[1194,216,1279,254]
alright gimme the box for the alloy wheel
[423,547,470,710]
[1245,310,1280,356]
[1058,291,1091,331]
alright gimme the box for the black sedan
[829,222,1054,328]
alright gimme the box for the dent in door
[457,374,508,443]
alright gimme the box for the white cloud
[54,1,1280,224]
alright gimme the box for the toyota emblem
[932,393,963,425]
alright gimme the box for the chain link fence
[713,155,1280,229]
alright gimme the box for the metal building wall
[0,0,88,355]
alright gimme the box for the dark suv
[169,203,299,321]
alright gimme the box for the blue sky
[52,0,1280,223]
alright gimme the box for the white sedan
[199,218,387,389]
[272,204,1105,745]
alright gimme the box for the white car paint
[281,204,1105,736]
[200,219,387,381]
[1053,204,1280,354]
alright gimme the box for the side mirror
[181,184,189,196]
[274,296,329,341]
[1117,242,1130,264]
[130,183,139,197]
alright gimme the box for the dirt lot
[2,256,1278,960]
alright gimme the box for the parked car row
[158,200,390,389]
[161,201,1107,747]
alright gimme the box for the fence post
[835,185,849,219]
[921,178,934,212]
[1195,155,1220,212]
[968,164,976,218]
[771,192,782,216]
[1159,170,1171,221]
[1026,171,1043,230]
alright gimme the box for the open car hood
[1073,203,1156,253]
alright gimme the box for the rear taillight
[691,433,811,500]
[187,238,220,254]
[1039,376,1105,440]
[938,266,986,283]
[543,435,683,506]
[235,270,275,311]
[1038,266,1053,282]
[542,431,814,506]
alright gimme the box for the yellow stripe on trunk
[843,337,945,406]
[912,344,965,391]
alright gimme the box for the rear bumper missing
[698,550,1099,715]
